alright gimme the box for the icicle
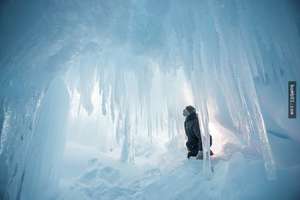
[196,87,213,178]
[115,112,122,145]
[147,116,153,143]
[0,107,11,155]
[101,91,107,116]
[120,109,134,163]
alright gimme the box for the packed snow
[57,122,300,200]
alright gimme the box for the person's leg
[186,141,199,159]
[186,141,198,152]
[187,150,198,159]
[210,135,214,155]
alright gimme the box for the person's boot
[187,151,198,159]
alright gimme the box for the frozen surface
[58,123,300,200]
[0,0,300,199]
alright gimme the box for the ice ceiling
[0,0,300,199]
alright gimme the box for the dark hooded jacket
[184,112,212,153]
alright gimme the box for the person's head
[183,105,196,117]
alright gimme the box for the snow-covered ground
[57,123,300,200]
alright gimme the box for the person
[183,105,213,159]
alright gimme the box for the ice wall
[0,0,300,199]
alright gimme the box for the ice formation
[0,0,299,199]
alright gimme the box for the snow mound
[58,131,300,200]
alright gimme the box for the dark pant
[186,141,199,158]
[186,135,213,158]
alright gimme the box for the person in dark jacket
[183,105,213,159]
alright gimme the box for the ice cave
[0,0,300,199]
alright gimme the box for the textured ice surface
[0,0,300,199]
